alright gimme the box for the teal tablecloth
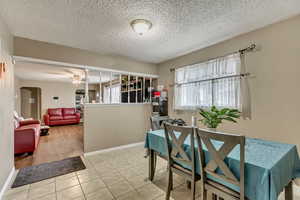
[145,129,300,200]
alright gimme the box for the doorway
[20,87,42,120]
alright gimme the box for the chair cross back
[164,123,195,167]
[150,116,170,131]
[196,128,245,200]
[150,117,161,131]
[163,123,199,200]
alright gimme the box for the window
[120,75,155,103]
[103,86,110,104]
[174,53,241,110]
[111,85,121,103]
[87,70,102,104]
[104,84,120,104]
[103,73,121,104]
[85,69,157,104]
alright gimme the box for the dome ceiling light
[130,19,152,35]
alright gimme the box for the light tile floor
[3,145,299,200]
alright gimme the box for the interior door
[20,87,41,120]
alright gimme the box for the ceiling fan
[72,74,82,85]
[45,68,85,84]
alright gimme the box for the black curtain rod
[169,72,251,87]
[170,43,257,72]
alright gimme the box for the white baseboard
[0,167,15,200]
[84,142,144,157]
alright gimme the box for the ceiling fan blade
[64,68,84,75]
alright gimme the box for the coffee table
[40,125,50,136]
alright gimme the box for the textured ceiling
[1,0,300,63]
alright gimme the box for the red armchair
[44,108,80,126]
[14,119,41,154]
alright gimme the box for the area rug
[11,156,86,188]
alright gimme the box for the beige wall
[158,15,300,149]
[14,76,21,114]
[84,104,151,153]
[14,37,158,75]
[0,17,14,194]
[17,79,84,117]
[12,37,158,155]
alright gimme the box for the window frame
[174,54,241,110]
[85,70,157,105]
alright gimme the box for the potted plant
[199,106,241,130]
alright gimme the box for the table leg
[148,149,152,180]
[285,181,293,200]
[148,149,156,181]
[154,151,157,173]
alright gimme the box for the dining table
[145,129,300,200]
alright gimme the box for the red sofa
[44,108,80,126]
[14,119,41,154]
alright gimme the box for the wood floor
[14,124,84,169]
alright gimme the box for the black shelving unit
[75,89,85,120]
[120,75,156,103]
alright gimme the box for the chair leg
[154,152,157,171]
[191,180,195,200]
[170,174,173,191]
[166,169,173,200]
[148,150,157,181]
[201,189,207,200]
[200,183,206,200]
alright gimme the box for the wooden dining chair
[150,116,170,131]
[195,128,246,200]
[163,123,200,200]
[146,116,170,173]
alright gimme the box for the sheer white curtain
[174,53,246,112]
[111,85,120,103]
[103,86,110,103]
[103,85,120,104]
[239,54,251,119]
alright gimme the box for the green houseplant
[199,106,241,129]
